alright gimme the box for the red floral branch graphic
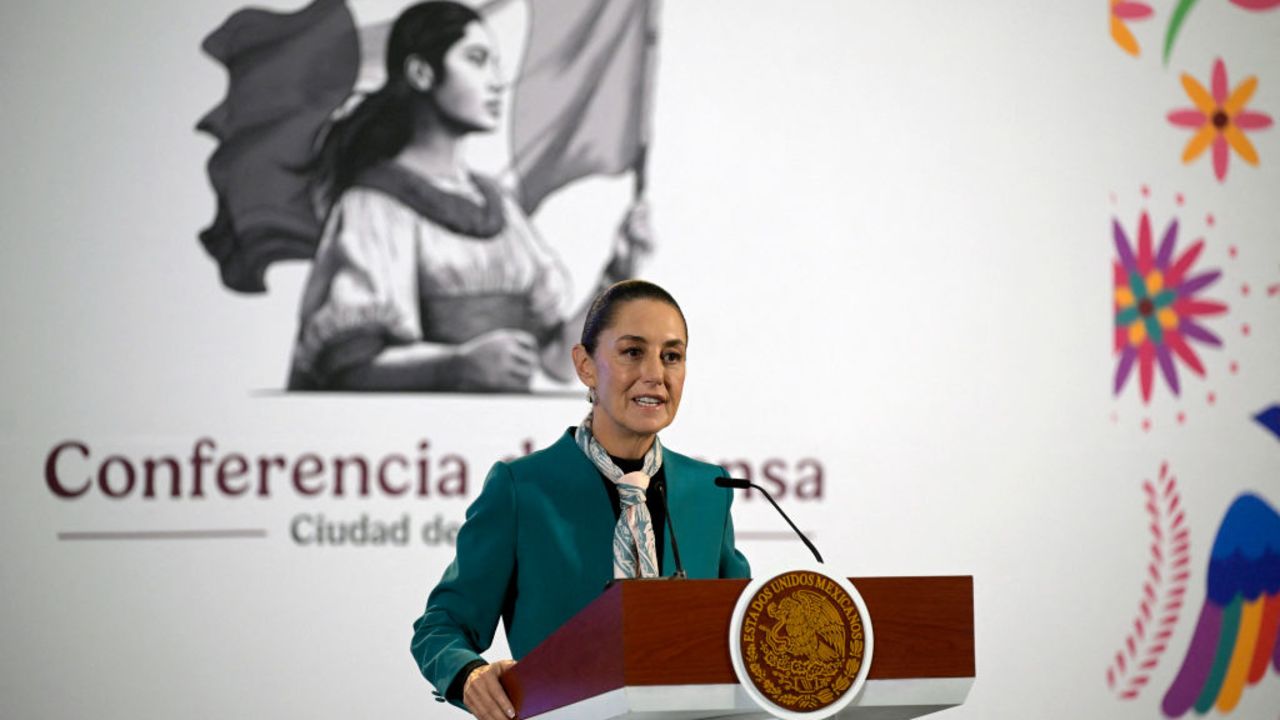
[1107,463,1191,700]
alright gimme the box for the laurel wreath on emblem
[744,588,862,709]
[732,570,874,718]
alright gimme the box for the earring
[587,387,597,404]
[404,56,434,92]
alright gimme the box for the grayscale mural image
[199,0,659,392]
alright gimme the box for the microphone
[655,478,687,579]
[602,477,687,590]
[715,477,824,564]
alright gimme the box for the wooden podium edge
[504,575,974,718]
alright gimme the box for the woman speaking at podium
[411,280,751,719]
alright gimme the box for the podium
[501,576,974,720]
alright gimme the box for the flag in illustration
[510,0,659,212]
[197,0,661,293]
[197,0,359,293]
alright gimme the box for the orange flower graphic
[1167,58,1274,181]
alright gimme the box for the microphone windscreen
[715,477,751,489]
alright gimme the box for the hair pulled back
[580,280,687,355]
[314,1,480,201]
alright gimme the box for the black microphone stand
[656,477,687,578]
[603,477,687,590]
[716,477,824,564]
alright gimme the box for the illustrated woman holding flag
[412,279,751,719]
[287,1,649,392]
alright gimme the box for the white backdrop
[2,1,1278,719]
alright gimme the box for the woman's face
[575,299,688,456]
[432,21,504,132]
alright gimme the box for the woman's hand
[603,200,654,282]
[464,660,517,720]
[452,329,538,391]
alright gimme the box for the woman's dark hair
[313,1,480,200]
[581,280,687,354]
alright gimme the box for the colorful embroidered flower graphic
[1113,212,1227,403]
[1167,59,1274,181]
[1110,0,1154,57]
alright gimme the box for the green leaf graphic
[1164,0,1202,65]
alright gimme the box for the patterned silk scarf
[575,414,663,579]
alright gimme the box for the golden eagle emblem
[736,571,868,713]
[766,589,847,663]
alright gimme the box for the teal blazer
[410,429,751,705]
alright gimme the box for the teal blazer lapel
[538,431,616,586]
